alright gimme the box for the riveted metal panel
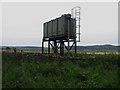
[58,15,68,36]
[52,19,57,36]
[58,16,64,35]
[70,19,76,38]
[48,21,53,37]
[43,22,48,38]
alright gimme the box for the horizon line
[1,44,119,47]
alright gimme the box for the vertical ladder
[71,6,81,42]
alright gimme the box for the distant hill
[76,45,119,51]
[1,44,119,51]
[1,46,42,51]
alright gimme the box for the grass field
[2,51,120,88]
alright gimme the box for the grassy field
[2,51,120,88]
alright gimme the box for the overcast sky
[2,2,118,46]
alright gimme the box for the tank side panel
[58,16,64,36]
[43,23,48,38]
[64,17,68,37]
[73,19,76,37]
[43,23,45,37]
[70,19,76,38]
[48,21,53,37]
[52,19,57,36]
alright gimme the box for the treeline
[2,47,23,53]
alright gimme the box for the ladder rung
[76,33,80,34]
[75,12,80,13]
[76,25,80,28]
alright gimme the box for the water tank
[43,14,76,40]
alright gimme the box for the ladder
[71,6,81,42]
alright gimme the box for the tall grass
[2,52,119,88]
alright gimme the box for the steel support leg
[54,40,57,54]
[60,40,64,56]
[42,40,44,54]
[48,40,50,54]
[75,40,77,54]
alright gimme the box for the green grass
[2,51,119,88]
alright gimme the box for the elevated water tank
[43,14,76,40]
